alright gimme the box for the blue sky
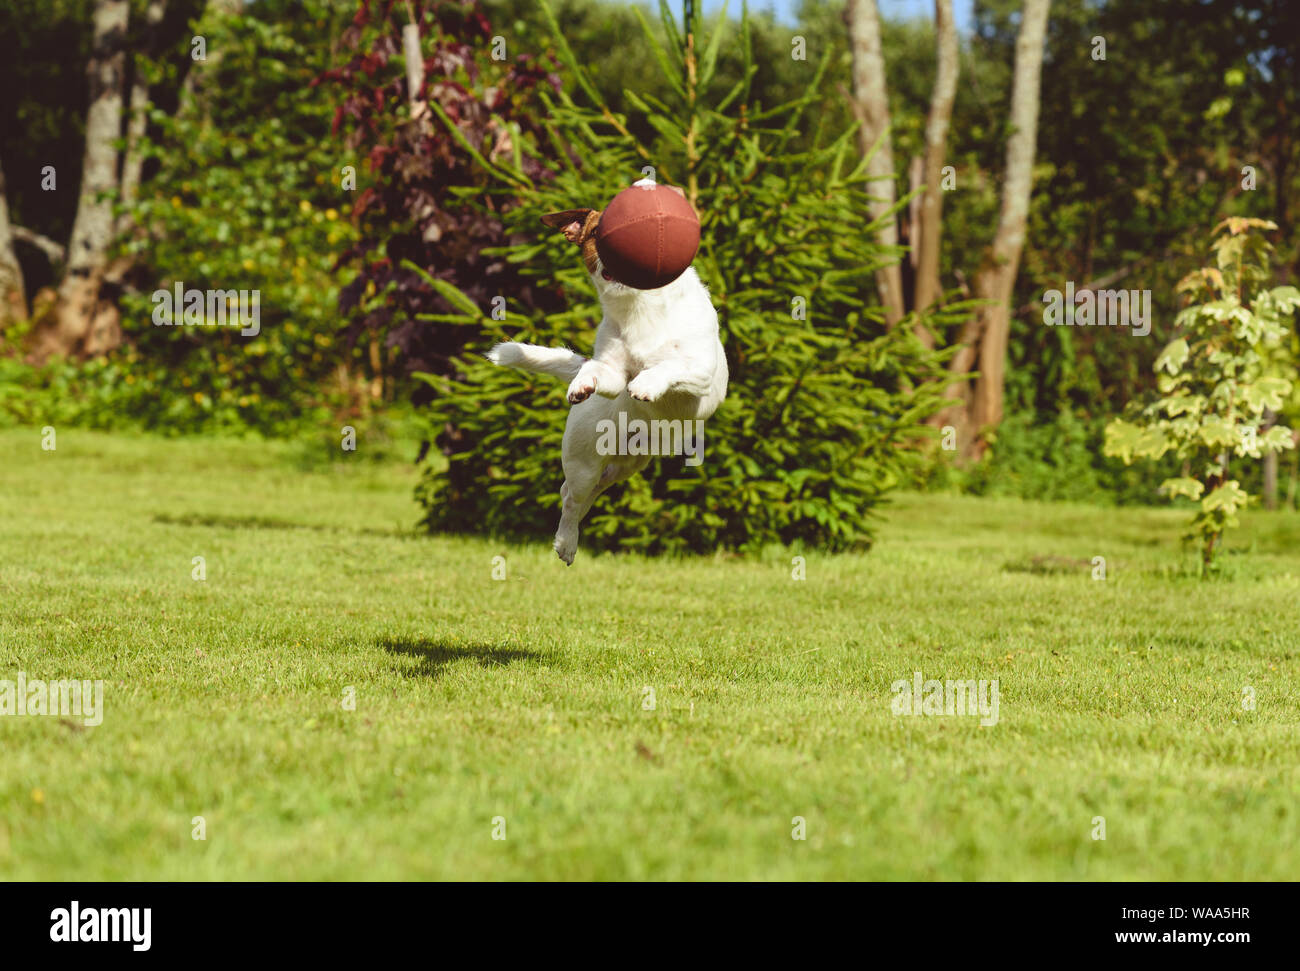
[611,0,978,33]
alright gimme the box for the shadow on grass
[382,637,543,679]
[1002,554,1095,576]
[153,512,416,539]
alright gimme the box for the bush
[411,0,966,554]
[1104,218,1299,570]
[920,407,1180,506]
[109,0,364,436]
[321,0,559,401]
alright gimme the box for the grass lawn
[1,427,1298,880]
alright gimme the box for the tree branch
[11,225,66,264]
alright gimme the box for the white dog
[486,185,728,564]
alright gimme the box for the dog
[486,182,728,564]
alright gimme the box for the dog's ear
[541,208,595,242]
[664,184,687,199]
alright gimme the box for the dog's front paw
[627,372,667,402]
[567,375,596,404]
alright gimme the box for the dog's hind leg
[554,456,650,565]
[554,459,602,566]
[579,455,649,518]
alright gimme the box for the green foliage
[917,0,1299,497]
[913,404,1188,507]
[108,0,363,435]
[0,356,120,429]
[413,0,962,554]
[1105,219,1300,570]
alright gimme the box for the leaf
[1104,419,1171,463]
[1154,338,1189,375]
[1261,426,1297,451]
[1176,267,1224,296]
[1201,480,1249,515]
[1161,393,1203,417]
[400,260,483,318]
[696,0,730,89]
[537,0,607,110]
[630,7,686,99]
[1213,216,1277,237]
[1203,96,1231,121]
[1267,285,1300,313]
[1241,376,1292,412]
[425,100,529,189]
[1159,477,1205,501]
[1197,415,1238,448]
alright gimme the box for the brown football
[595,182,700,289]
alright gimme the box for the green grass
[2,428,1298,880]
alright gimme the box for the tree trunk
[118,0,169,234]
[1262,408,1278,509]
[846,0,905,327]
[39,0,130,360]
[1288,441,1299,510]
[913,0,959,343]
[947,0,1051,459]
[0,158,27,325]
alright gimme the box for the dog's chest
[606,293,700,362]
[601,314,671,370]
[615,329,683,376]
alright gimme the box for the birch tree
[968,0,1051,445]
[0,158,26,325]
[847,0,904,326]
[118,0,169,234]
[40,0,130,359]
[912,0,959,337]
[939,0,1051,457]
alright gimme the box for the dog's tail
[485,342,585,381]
